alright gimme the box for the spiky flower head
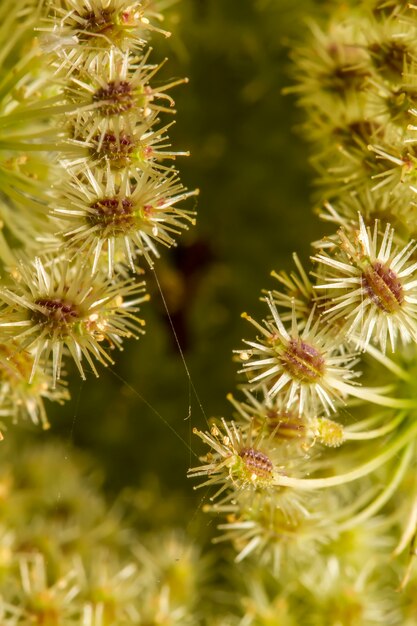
[0,256,149,385]
[227,389,344,450]
[188,419,276,503]
[0,343,68,430]
[314,213,417,352]
[41,0,168,73]
[63,111,184,174]
[65,48,184,124]
[228,389,310,446]
[2,552,80,625]
[238,298,359,416]
[210,489,332,567]
[52,164,197,274]
[78,550,143,626]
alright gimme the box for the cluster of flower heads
[188,1,417,615]
[0,0,197,432]
[190,213,417,564]
[0,439,205,625]
[288,1,417,231]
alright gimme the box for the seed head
[66,49,182,123]
[52,165,197,274]
[41,0,168,73]
[0,343,68,429]
[313,214,417,352]
[238,298,359,416]
[65,115,183,174]
[0,256,149,386]
[188,419,276,502]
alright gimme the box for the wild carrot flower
[1,552,80,625]
[63,113,184,173]
[210,489,334,567]
[238,298,359,416]
[41,0,168,72]
[65,48,184,123]
[313,214,417,352]
[0,343,68,429]
[188,419,276,502]
[228,389,310,444]
[0,256,149,385]
[227,389,344,449]
[52,164,197,273]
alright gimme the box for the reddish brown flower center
[93,81,134,115]
[75,9,114,36]
[265,408,306,440]
[280,339,325,383]
[73,8,131,47]
[362,261,404,313]
[91,132,136,168]
[89,196,135,233]
[239,447,273,481]
[34,299,79,326]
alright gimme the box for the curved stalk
[273,421,417,490]
[336,441,414,532]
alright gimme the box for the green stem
[336,441,413,531]
[344,411,406,440]
[273,420,417,490]
[393,483,417,556]
[332,379,417,409]
[0,103,75,128]
[364,344,411,382]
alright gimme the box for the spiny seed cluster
[189,7,417,606]
[0,0,196,431]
